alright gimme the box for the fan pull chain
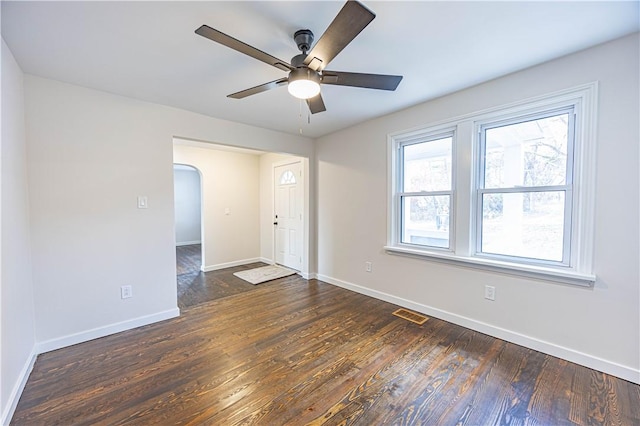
[299,99,304,134]
[297,99,312,134]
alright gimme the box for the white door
[274,162,303,271]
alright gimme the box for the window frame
[386,83,598,286]
[397,130,456,251]
[474,106,576,267]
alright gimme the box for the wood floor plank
[176,244,202,276]
[10,254,640,425]
[260,321,433,425]
[376,331,486,425]
[526,357,576,425]
[382,330,502,425]
[226,299,419,424]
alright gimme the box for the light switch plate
[137,196,148,209]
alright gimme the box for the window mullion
[480,185,571,194]
[401,190,453,197]
[451,121,473,257]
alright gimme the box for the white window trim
[386,82,598,286]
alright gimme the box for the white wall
[173,143,260,270]
[173,166,201,245]
[23,75,313,350]
[315,33,640,383]
[1,39,37,424]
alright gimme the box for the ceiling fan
[195,0,402,114]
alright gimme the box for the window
[399,133,454,249]
[387,83,597,285]
[279,170,296,185]
[477,109,574,265]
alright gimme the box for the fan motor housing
[288,67,320,84]
[293,29,314,53]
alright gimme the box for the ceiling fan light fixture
[196,0,401,114]
[287,68,321,99]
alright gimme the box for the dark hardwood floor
[176,244,263,310]
[11,270,640,424]
[176,244,202,276]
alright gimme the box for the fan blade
[303,1,375,71]
[306,94,327,114]
[228,78,289,99]
[196,25,293,72]
[321,71,402,90]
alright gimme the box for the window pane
[403,136,452,192]
[402,195,450,248]
[279,170,296,185]
[484,114,569,189]
[481,191,565,261]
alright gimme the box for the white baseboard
[300,272,317,280]
[36,308,180,354]
[201,258,266,272]
[317,273,640,385]
[176,240,201,247]
[2,348,37,426]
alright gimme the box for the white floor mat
[233,265,297,285]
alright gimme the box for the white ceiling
[2,1,638,139]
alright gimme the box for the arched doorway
[173,164,203,275]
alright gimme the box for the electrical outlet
[121,285,133,299]
[484,285,496,301]
[365,261,372,272]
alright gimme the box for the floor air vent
[392,308,429,325]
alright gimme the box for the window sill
[384,245,595,287]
